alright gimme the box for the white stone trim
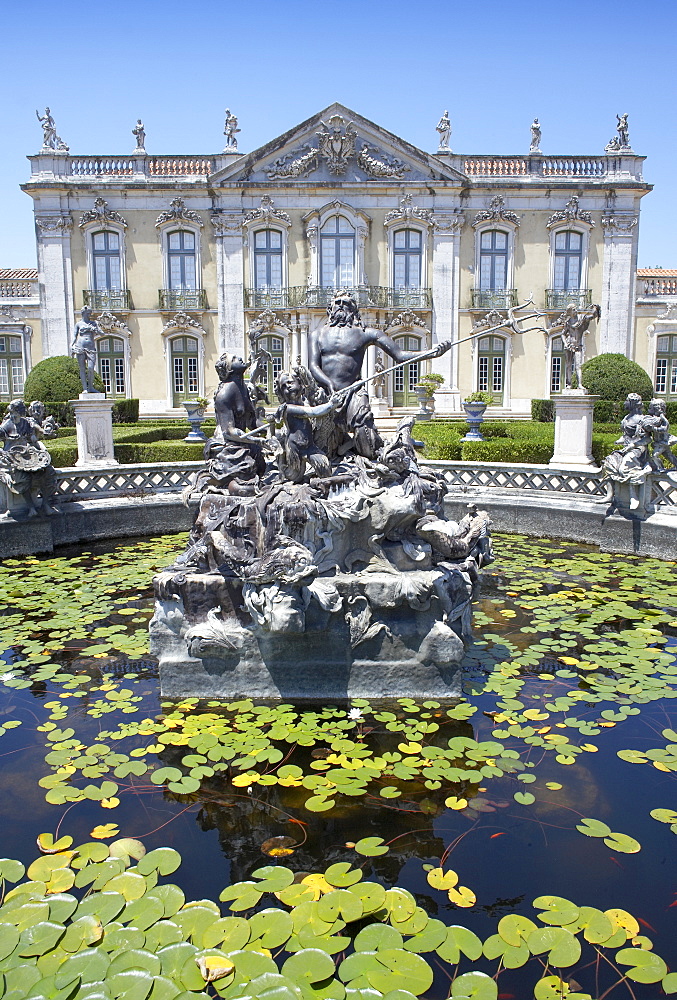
[0,321,33,395]
[546,222,591,292]
[80,220,128,297]
[158,221,203,295]
[161,316,206,410]
[473,222,517,294]
[471,330,512,406]
[95,312,133,399]
[303,200,371,286]
[386,221,430,290]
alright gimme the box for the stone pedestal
[71,394,118,467]
[550,391,600,468]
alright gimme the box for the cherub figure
[646,398,677,470]
[270,371,345,483]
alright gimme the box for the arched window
[393,229,422,289]
[254,230,283,290]
[392,334,422,408]
[170,335,199,407]
[320,217,355,288]
[550,335,566,394]
[168,231,196,290]
[477,334,506,405]
[0,334,25,399]
[655,334,677,398]
[97,336,126,397]
[553,231,583,291]
[257,335,285,401]
[92,231,122,290]
[479,231,508,291]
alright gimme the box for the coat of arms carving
[317,115,357,175]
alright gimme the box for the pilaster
[431,213,464,412]
[35,214,74,358]
[212,214,245,355]
[599,212,639,356]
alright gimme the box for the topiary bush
[24,356,105,402]
[581,353,653,401]
[531,399,555,422]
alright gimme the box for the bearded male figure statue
[309,293,450,459]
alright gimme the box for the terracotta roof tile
[0,268,38,280]
[637,268,677,277]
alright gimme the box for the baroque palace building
[6,102,670,414]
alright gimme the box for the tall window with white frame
[392,333,421,408]
[655,334,677,399]
[170,335,199,408]
[553,231,583,290]
[479,231,508,291]
[257,335,285,401]
[393,229,422,308]
[0,335,24,400]
[320,217,355,288]
[97,337,126,397]
[92,231,121,290]
[168,231,196,290]
[550,336,566,394]
[477,335,505,405]
[253,230,283,307]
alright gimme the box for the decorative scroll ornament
[472,309,506,331]
[358,144,409,179]
[386,310,428,331]
[317,115,358,175]
[431,211,465,234]
[384,194,433,226]
[155,198,204,228]
[601,213,638,236]
[35,215,73,234]
[162,311,204,333]
[267,143,319,180]
[210,213,242,235]
[473,196,521,228]
[546,196,594,230]
[243,196,291,227]
[249,309,292,335]
[96,311,131,334]
[79,198,128,228]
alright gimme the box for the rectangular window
[553,231,583,290]
[394,368,404,393]
[408,362,420,393]
[672,361,677,395]
[115,358,125,395]
[656,359,667,394]
[492,356,503,393]
[188,358,198,395]
[478,357,489,392]
[10,359,23,394]
[0,359,8,395]
[174,357,185,395]
[0,338,6,353]
[551,356,562,394]
[100,358,112,394]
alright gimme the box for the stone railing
[0,279,38,299]
[470,289,518,309]
[545,289,592,311]
[70,157,136,176]
[83,289,132,311]
[36,155,223,178]
[422,460,677,510]
[158,288,208,310]
[54,461,202,503]
[147,157,214,176]
[639,277,677,297]
[462,156,617,178]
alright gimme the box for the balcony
[159,288,207,311]
[545,289,592,311]
[83,289,132,312]
[245,285,432,311]
[470,289,518,310]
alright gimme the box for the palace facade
[9,103,670,414]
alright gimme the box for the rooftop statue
[36,107,69,152]
[436,110,451,150]
[548,303,601,389]
[223,109,240,150]
[132,119,146,152]
[71,307,101,394]
[0,400,59,519]
[530,118,541,153]
[605,113,631,152]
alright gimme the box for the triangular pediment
[210,103,468,186]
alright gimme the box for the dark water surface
[1,531,676,998]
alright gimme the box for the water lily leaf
[447,886,476,908]
[104,872,148,900]
[436,925,483,964]
[195,954,234,984]
[498,914,537,947]
[576,818,611,838]
[402,918,447,953]
[533,896,580,926]
[604,908,639,939]
[444,796,468,810]
[384,888,416,923]
[76,891,126,924]
[347,881,387,915]
[276,883,317,907]
[251,867,295,893]
[151,767,183,785]
[114,761,149,778]
[282,949,336,984]
[650,808,677,824]
[106,969,153,1000]
[18,920,66,956]
[149,976,183,1000]
[90,824,120,841]
[426,868,458,891]
[137,849,181,876]
[450,971,498,999]
[616,948,667,983]
[324,863,362,888]
[380,787,401,799]
[260,837,298,858]
[533,975,581,999]
[0,924,20,959]
[305,796,335,812]
[70,843,110,870]
[528,927,581,967]
[109,839,147,863]
[354,837,388,857]
[513,791,535,806]
[662,972,677,994]
[227,949,278,980]
[109,950,162,977]
[219,882,264,912]
[354,925,404,952]
[602,832,641,854]
[37,833,74,855]
[54,947,111,987]
[247,908,293,949]
[0,859,25,882]
[317,889,363,924]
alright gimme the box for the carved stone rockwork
[472,196,521,228]
[156,198,204,228]
[150,300,492,698]
[546,196,594,230]
[79,198,128,229]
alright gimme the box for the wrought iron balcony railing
[158,288,207,311]
[545,289,592,311]
[83,289,132,311]
[245,285,432,310]
[470,289,518,309]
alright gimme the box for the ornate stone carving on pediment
[162,311,204,334]
[317,115,358,175]
[79,198,127,229]
[210,213,243,236]
[386,310,428,331]
[601,213,638,236]
[431,212,465,234]
[0,305,27,323]
[35,215,73,235]
[472,196,521,228]
[472,310,506,331]
[155,198,204,228]
[358,144,409,179]
[384,194,434,227]
[658,303,677,321]
[243,196,291,228]
[249,309,292,335]
[97,311,131,335]
[546,196,594,230]
[267,143,319,180]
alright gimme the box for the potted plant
[462,390,493,441]
[183,394,210,443]
[414,372,445,421]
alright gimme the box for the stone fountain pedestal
[71,394,118,467]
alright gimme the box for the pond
[0,532,676,1000]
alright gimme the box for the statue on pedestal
[71,307,101,394]
[548,303,601,388]
[530,118,542,153]
[36,107,69,152]
[0,400,59,518]
[605,113,631,152]
[223,109,240,150]
[646,398,677,470]
[132,119,146,152]
[436,110,451,150]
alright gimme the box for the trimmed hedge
[112,398,140,423]
[24,356,105,402]
[581,353,654,401]
[461,439,553,464]
[531,399,555,422]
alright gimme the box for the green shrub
[666,401,677,424]
[531,399,555,422]
[112,398,139,423]
[461,439,553,464]
[592,399,619,423]
[592,433,621,465]
[24,356,105,402]
[581,353,653,401]
[45,443,78,467]
[44,402,75,426]
[114,442,206,463]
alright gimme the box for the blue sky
[2,0,675,268]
